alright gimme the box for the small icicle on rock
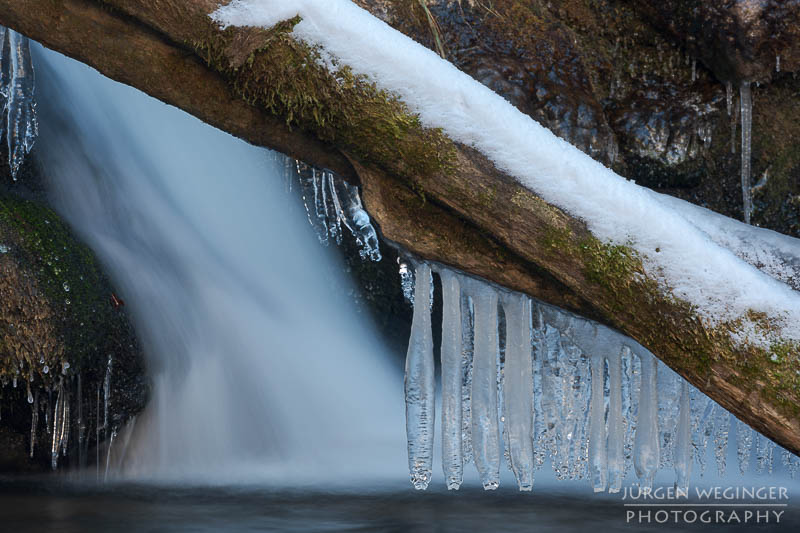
[402,261,799,491]
[739,82,753,224]
[281,156,381,261]
[0,26,39,179]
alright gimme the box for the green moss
[0,194,133,381]
[538,225,573,254]
[190,17,455,184]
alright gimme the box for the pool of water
[1,477,797,532]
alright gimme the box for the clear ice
[283,156,381,261]
[402,262,798,490]
[739,82,752,224]
[468,279,501,490]
[501,293,535,491]
[404,263,435,489]
[440,269,464,489]
[0,27,38,179]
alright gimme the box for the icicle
[96,385,100,479]
[531,306,546,469]
[4,31,38,179]
[782,449,800,478]
[674,381,691,491]
[714,411,731,476]
[439,269,463,490]
[726,82,733,116]
[104,429,117,482]
[536,323,559,470]
[103,355,112,437]
[634,351,659,488]
[26,380,33,404]
[691,390,715,475]
[497,304,508,474]
[731,91,739,155]
[776,55,781,73]
[399,261,415,304]
[588,347,607,492]
[29,389,39,458]
[311,168,329,244]
[755,433,775,474]
[0,27,8,123]
[657,365,681,470]
[404,263,435,490]
[325,172,343,245]
[606,347,624,493]
[51,380,63,470]
[561,339,590,481]
[289,157,381,260]
[740,82,752,224]
[61,388,70,457]
[332,179,382,261]
[621,346,638,477]
[691,58,696,82]
[470,282,501,490]
[45,389,51,435]
[502,293,534,491]
[78,374,85,468]
[460,292,475,466]
[737,420,754,474]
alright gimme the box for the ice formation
[402,262,799,491]
[212,1,800,346]
[739,82,752,224]
[0,26,38,179]
[278,155,382,261]
[404,263,435,489]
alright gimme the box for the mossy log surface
[0,0,798,454]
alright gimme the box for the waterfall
[31,45,406,485]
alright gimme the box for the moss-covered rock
[0,160,146,472]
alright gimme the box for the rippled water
[1,478,799,532]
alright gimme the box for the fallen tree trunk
[1,0,798,454]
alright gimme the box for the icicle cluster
[404,263,800,491]
[277,155,381,261]
[3,355,115,474]
[0,26,38,179]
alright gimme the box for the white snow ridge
[210,0,800,345]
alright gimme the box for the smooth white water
[32,45,406,485]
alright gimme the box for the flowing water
[32,44,406,485]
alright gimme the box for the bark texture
[0,0,798,454]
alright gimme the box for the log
[1,0,798,454]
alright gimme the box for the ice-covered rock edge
[211,0,800,346]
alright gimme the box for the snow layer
[211,1,800,343]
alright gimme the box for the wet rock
[608,80,721,188]
[630,0,800,83]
